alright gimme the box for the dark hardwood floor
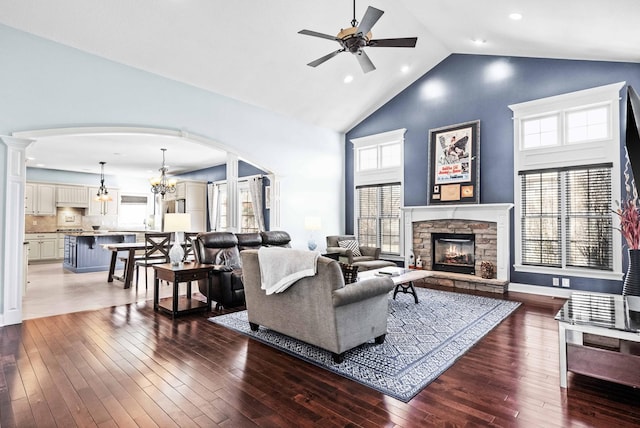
[2,286,640,427]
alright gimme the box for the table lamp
[164,213,192,265]
[304,216,322,251]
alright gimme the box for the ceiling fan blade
[307,50,343,67]
[355,50,376,73]
[298,29,339,42]
[368,37,418,48]
[356,6,384,36]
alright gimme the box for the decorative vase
[623,249,640,296]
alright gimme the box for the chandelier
[96,161,112,215]
[150,148,177,198]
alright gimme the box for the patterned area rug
[209,288,521,402]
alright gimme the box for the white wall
[0,24,344,322]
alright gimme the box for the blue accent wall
[346,54,640,293]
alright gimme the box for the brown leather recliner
[236,232,263,251]
[261,230,291,247]
[193,232,245,310]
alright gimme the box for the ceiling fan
[298,1,418,73]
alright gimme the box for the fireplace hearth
[432,233,475,275]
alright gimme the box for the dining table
[102,241,148,289]
[103,238,195,289]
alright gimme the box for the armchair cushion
[338,239,362,257]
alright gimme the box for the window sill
[513,264,623,281]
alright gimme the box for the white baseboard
[508,282,572,298]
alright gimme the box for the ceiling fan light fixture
[298,1,417,73]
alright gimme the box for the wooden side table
[153,262,214,318]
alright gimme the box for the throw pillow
[338,239,362,257]
[339,263,359,284]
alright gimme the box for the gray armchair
[240,249,394,363]
[326,235,380,264]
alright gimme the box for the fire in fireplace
[431,233,475,275]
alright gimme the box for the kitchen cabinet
[25,233,58,261]
[63,233,135,273]
[181,181,206,232]
[57,233,66,258]
[25,183,56,215]
[87,187,119,216]
[56,185,88,207]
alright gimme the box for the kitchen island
[63,232,136,273]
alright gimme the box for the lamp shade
[163,213,192,233]
[304,216,322,231]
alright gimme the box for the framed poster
[428,120,480,204]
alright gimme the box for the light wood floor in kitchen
[23,261,197,320]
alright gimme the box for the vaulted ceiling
[2,0,639,175]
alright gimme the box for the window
[522,115,558,149]
[356,184,401,253]
[510,82,624,280]
[520,165,612,271]
[356,142,401,171]
[239,184,259,233]
[566,105,610,143]
[352,129,405,256]
[211,181,258,233]
[118,194,150,229]
[217,184,228,230]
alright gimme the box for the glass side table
[555,291,640,388]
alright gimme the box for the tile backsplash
[56,207,84,227]
[25,207,86,233]
[24,215,57,233]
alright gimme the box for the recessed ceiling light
[472,38,486,46]
[509,12,522,20]
[344,75,354,84]
[36,163,45,167]
[401,65,410,73]
[26,157,35,161]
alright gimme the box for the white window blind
[356,183,401,254]
[565,166,612,270]
[520,171,561,267]
[520,164,612,271]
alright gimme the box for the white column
[268,173,281,229]
[226,153,238,232]
[1,136,32,326]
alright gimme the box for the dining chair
[134,232,171,289]
[181,231,200,262]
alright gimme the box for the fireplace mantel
[401,204,514,281]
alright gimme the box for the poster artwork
[434,126,472,184]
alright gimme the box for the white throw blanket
[258,247,319,295]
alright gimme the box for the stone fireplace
[401,204,513,283]
[431,232,475,274]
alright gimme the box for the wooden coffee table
[358,267,430,304]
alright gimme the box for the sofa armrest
[332,277,394,308]
[359,246,380,258]
[326,246,353,264]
